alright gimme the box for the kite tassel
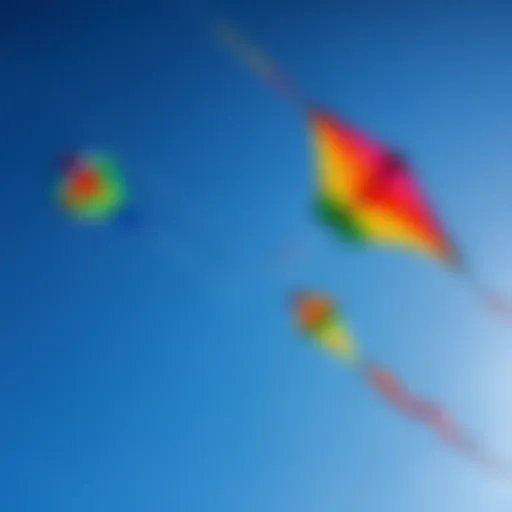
[460,265,512,322]
[482,290,512,321]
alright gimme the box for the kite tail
[456,440,512,483]
[479,286,512,321]
[458,263,512,321]
[213,21,307,108]
[360,361,512,481]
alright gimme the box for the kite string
[141,220,249,304]
[172,0,296,100]
[211,21,307,108]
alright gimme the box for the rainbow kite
[215,22,512,320]
[292,290,512,480]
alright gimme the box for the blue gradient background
[3,1,512,510]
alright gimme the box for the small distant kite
[291,290,359,363]
[292,290,512,480]
[215,22,512,320]
[56,152,133,226]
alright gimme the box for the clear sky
[3,0,512,510]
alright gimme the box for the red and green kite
[56,152,131,225]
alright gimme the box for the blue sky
[3,0,512,510]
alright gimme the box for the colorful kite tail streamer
[213,21,306,108]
